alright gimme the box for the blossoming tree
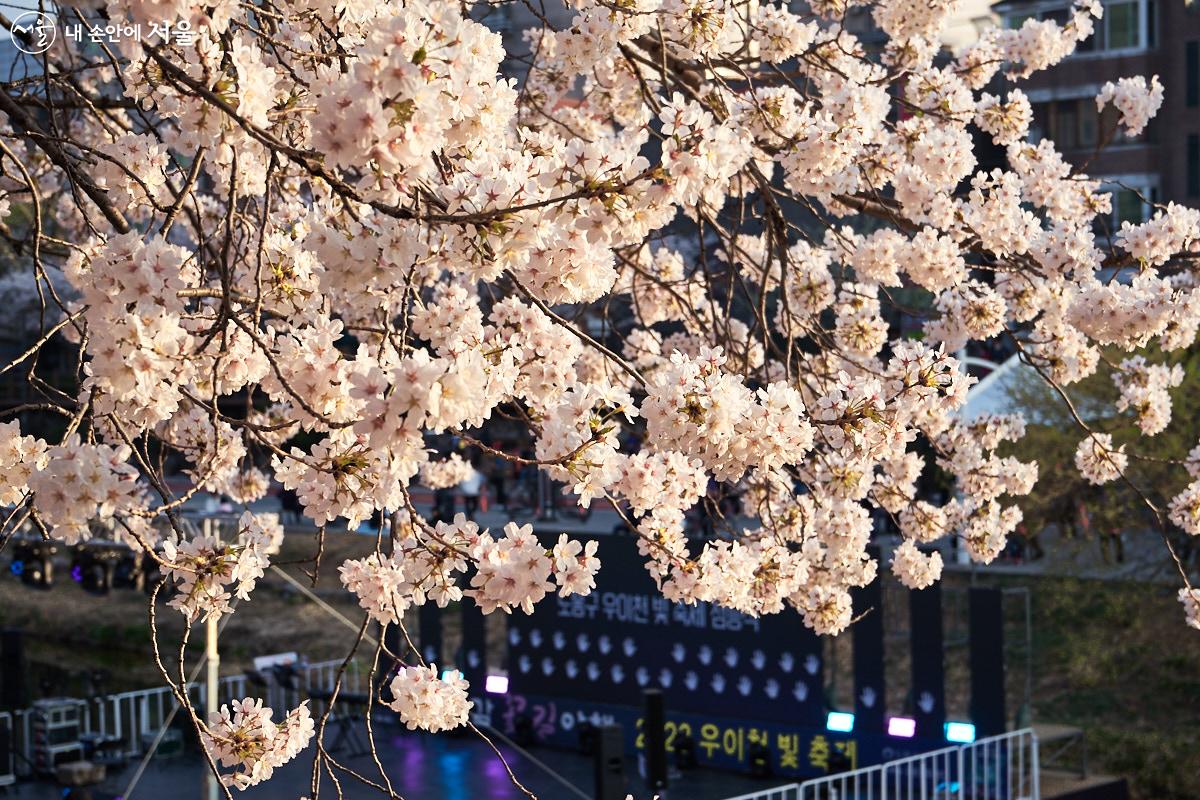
[0,0,1197,791]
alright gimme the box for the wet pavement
[9,722,784,800]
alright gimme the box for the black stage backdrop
[506,533,827,727]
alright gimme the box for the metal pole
[204,518,220,800]
[204,616,219,800]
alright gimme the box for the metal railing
[303,658,367,697]
[5,658,362,777]
[723,785,801,800]
[723,729,1039,800]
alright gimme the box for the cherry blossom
[202,698,314,789]
[385,665,473,733]
[1096,76,1165,138]
[891,540,944,590]
[0,0,1197,790]
[1074,434,1128,486]
[163,511,276,622]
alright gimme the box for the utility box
[31,699,84,775]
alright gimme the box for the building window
[1055,102,1079,149]
[1107,1,1139,48]
[1114,188,1145,224]
[478,2,514,35]
[1032,98,1146,151]
[1103,182,1157,228]
[1188,42,1200,108]
[1189,135,1200,198]
[1006,0,1154,54]
[1032,97,1142,151]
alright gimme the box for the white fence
[723,729,1039,800]
[3,658,365,777]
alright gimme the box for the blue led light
[826,711,855,733]
[9,560,23,576]
[440,668,462,682]
[945,722,976,743]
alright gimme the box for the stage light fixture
[484,674,509,694]
[944,721,976,743]
[440,668,462,682]
[11,540,56,589]
[70,544,123,595]
[887,716,916,738]
[825,711,855,733]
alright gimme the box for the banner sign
[506,534,825,727]
[488,534,973,778]
[471,690,942,778]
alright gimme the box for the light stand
[202,517,220,800]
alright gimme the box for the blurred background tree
[1002,345,1200,572]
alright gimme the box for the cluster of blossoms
[2,0,1200,779]
[0,421,47,506]
[340,516,599,621]
[891,541,944,591]
[1168,482,1200,537]
[419,454,475,490]
[385,665,472,733]
[1114,203,1200,268]
[471,524,600,613]
[1112,357,1184,436]
[933,415,1036,564]
[1096,76,1165,138]
[1074,434,1128,486]
[202,698,314,789]
[163,512,277,621]
[28,436,146,545]
[975,90,1033,147]
[1180,588,1200,630]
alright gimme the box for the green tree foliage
[1003,346,1200,568]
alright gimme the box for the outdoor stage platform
[4,723,774,800]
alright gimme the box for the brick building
[994,0,1200,225]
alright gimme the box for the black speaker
[0,629,25,710]
[12,540,55,589]
[969,587,1006,737]
[72,546,118,596]
[909,579,946,740]
[674,732,697,770]
[112,549,145,591]
[459,589,488,691]
[851,546,886,734]
[0,708,12,779]
[643,689,668,792]
[594,724,626,800]
[376,623,404,706]
[748,742,772,778]
[418,602,442,665]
